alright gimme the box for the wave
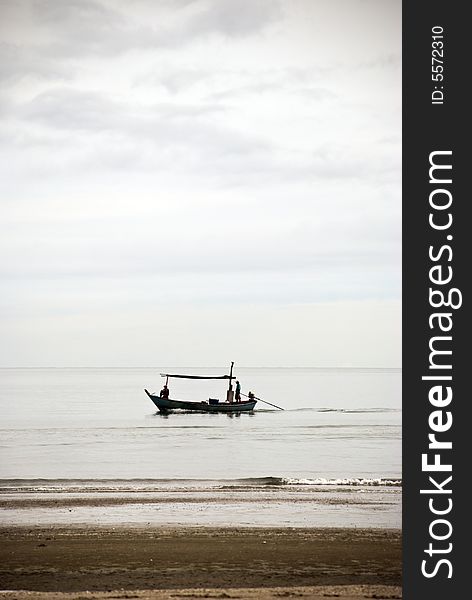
[0,476,402,492]
[234,476,401,487]
[280,477,402,487]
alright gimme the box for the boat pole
[227,361,234,403]
[241,392,284,411]
[229,361,234,388]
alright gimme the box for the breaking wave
[280,477,402,487]
[0,476,402,493]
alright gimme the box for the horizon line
[0,365,402,370]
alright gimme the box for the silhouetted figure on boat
[160,385,170,399]
[235,380,241,402]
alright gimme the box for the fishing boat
[144,362,257,413]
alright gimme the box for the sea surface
[0,367,401,528]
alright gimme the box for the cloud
[0,0,402,366]
[1,0,282,72]
[2,76,399,193]
[187,0,281,38]
[0,43,71,84]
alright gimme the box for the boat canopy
[160,373,232,380]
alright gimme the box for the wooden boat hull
[144,389,257,413]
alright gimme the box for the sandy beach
[0,587,402,600]
[0,526,401,598]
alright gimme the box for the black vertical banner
[403,1,468,598]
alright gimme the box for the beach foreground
[0,526,401,598]
[0,587,402,600]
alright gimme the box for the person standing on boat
[235,380,241,402]
[160,384,169,399]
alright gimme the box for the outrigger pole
[159,373,231,380]
[241,392,284,411]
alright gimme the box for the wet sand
[0,481,401,529]
[0,526,401,598]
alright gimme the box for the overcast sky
[0,0,401,367]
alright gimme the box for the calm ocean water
[0,367,401,527]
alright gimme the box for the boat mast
[227,361,234,403]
